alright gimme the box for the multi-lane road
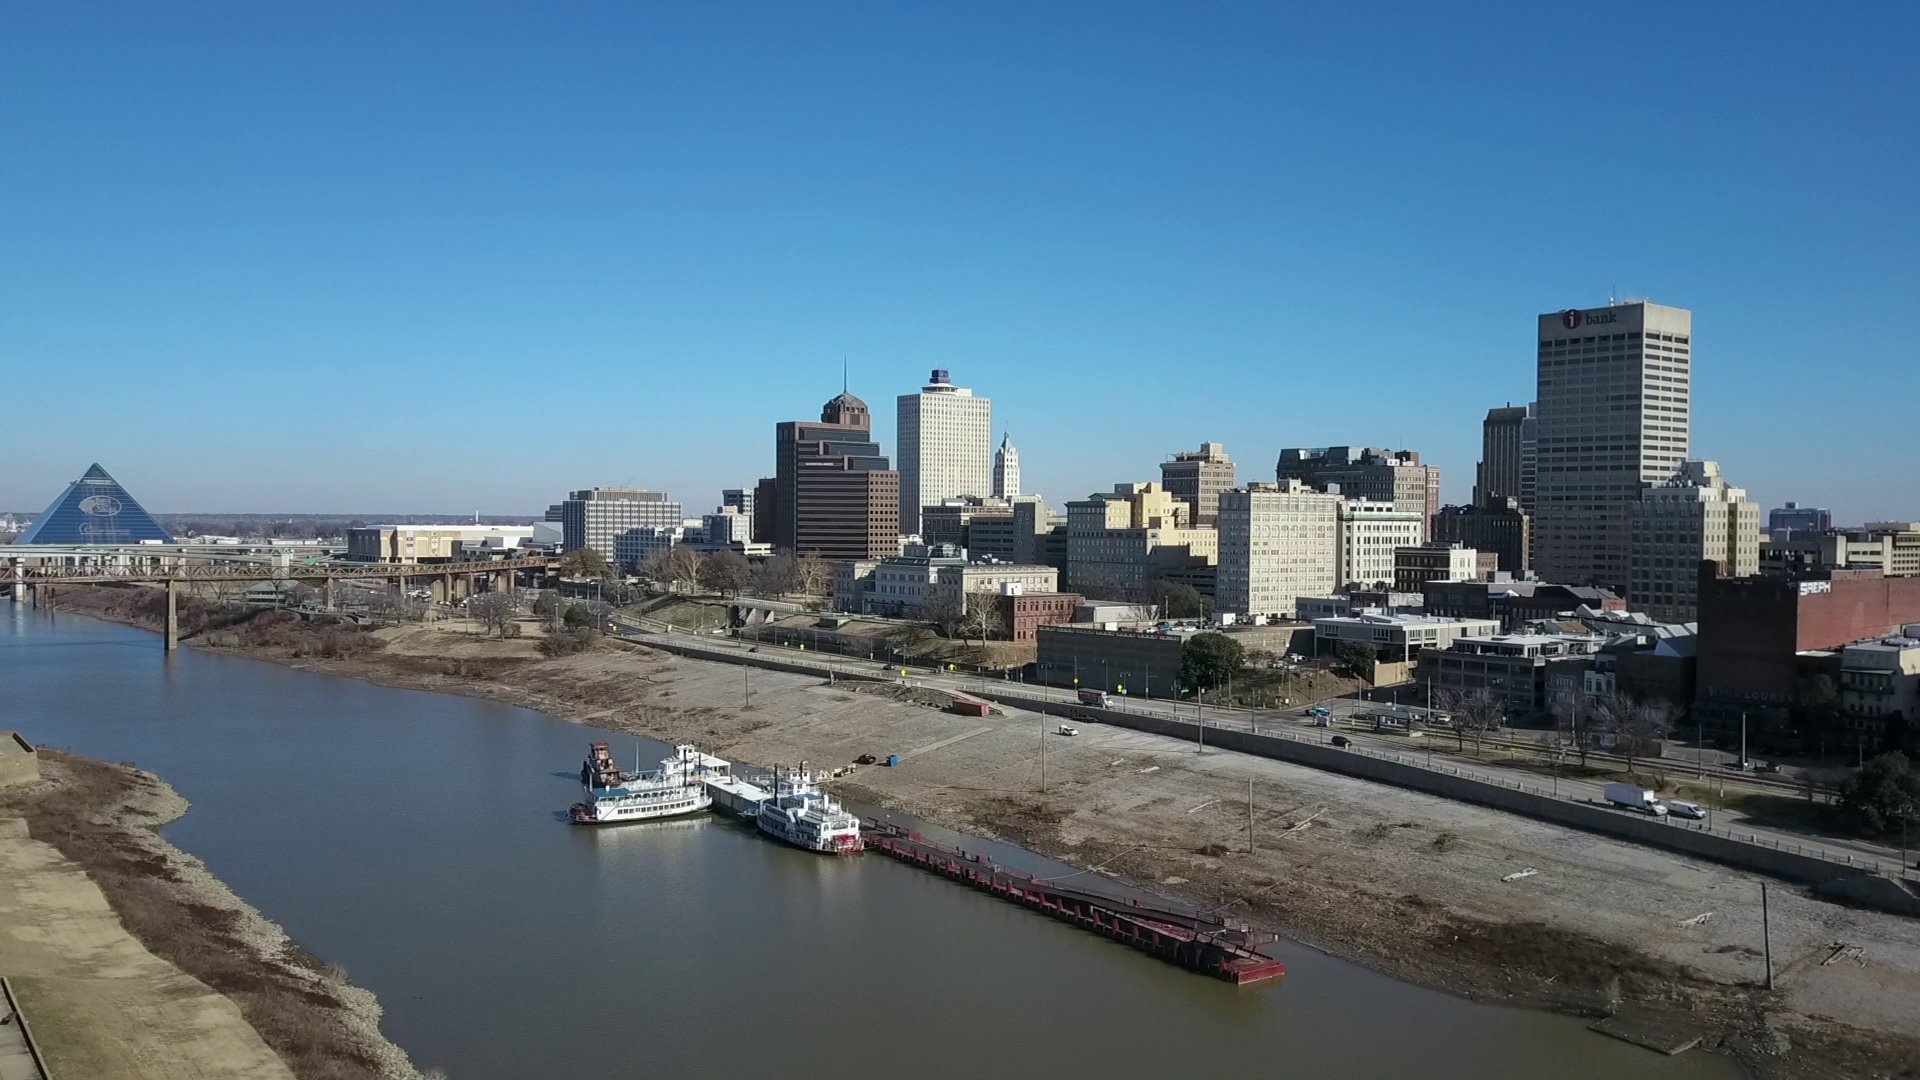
[611,615,1919,880]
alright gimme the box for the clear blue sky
[5,2,1916,522]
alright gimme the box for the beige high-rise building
[1629,460,1758,623]
[1216,481,1341,619]
[898,369,992,535]
[1535,301,1693,590]
[1160,442,1237,526]
[1064,482,1216,599]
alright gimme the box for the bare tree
[750,553,800,598]
[958,591,1007,644]
[467,591,516,637]
[1551,692,1595,769]
[1594,692,1673,775]
[914,591,966,637]
[1436,687,1503,755]
[661,546,703,594]
[794,552,833,597]
[698,549,752,597]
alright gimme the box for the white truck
[1603,782,1668,816]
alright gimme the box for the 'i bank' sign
[1560,309,1619,330]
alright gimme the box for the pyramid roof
[17,463,174,545]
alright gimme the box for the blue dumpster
[886,754,901,767]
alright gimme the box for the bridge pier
[165,580,179,651]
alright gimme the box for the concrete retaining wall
[0,732,39,789]
[614,630,1917,913]
[961,687,1909,903]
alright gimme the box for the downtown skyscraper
[897,369,992,536]
[1532,301,1693,591]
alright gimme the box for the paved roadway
[611,617,1920,882]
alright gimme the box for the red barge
[863,822,1286,986]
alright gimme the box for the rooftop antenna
[842,357,848,393]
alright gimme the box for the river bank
[35,588,1920,1077]
[0,748,424,1080]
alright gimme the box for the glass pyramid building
[17,463,175,545]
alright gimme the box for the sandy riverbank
[33,590,1920,1077]
[0,750,425,1080]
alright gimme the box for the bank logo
[1561,310,1584,330]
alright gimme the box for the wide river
[0,608,1739,1079]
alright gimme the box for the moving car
[1330,735,1351,748]
[1666,800,1707,820]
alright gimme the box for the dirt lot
[0,754,422,1080]
[44,594,1920,1079]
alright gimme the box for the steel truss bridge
[0,551,555,585]
[4,545,556,649]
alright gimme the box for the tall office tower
[560,487,685,570]
[1630,461,1758,623]
[1534,301,1692,590]
[897,369,992,535]
[774,390,902,560]
[1159,442,1237,526]
[1474,404,1530,508]
[992,433,1020,499]
[1274,446,1439,533]
[1768,502,1832,534]
[1215,482,1340,619]
[1518,405,1539,513]
[751,477,777,544]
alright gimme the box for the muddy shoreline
[31,589,1920,1078]
[0,749,423,1080]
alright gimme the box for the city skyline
[6,5,1918,521]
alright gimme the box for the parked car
[1056,725,1080,737]
[1330,735,1351,748]
[1667,801,1706,820]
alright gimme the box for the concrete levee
[959,688,1910,904]
[613,628,1917,912]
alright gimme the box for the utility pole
[1040,716,1047,795]
[1247,777,1255,854]
[1740,710,1748,770]
[1761,881,1774,991]
[743,665,751,710]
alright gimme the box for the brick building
[1694,564,1920,746]
[998,592,1083,641]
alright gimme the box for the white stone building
[1336,499,1425,590]
[993,433,1020,499]
[1215,482,1341,619]
[897,369,992,536]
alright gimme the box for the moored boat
[569,744,728,826]
[754,765,863,854]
